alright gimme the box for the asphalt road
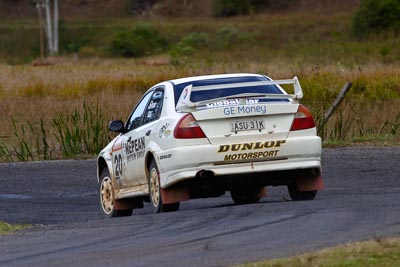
[0,147,399,267]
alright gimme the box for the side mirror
[108,120,125,133]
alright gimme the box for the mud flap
[258,187,268,198]
[114,197,143,210]
[297,175,324,191]
[161,184,190,204]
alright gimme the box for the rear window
[172,76,288,107]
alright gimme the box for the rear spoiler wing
[176,76,303,112]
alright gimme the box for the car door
[134,89,165,181]
[117,91,153,188]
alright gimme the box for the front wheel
[287,184,317,201]
[99,169,132,218]
[148,160,179,213]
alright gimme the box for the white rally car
[97,73,323,217]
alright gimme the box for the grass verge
[0,61,399,162]
[0,9,399,161]
[237,237,400,267]
[0,221,29,235]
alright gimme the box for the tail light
[174,113,206,139]
[290,104,316,131]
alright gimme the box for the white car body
[97,73,323,216]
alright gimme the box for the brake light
[174,114,206,139]
[290,104,316,131]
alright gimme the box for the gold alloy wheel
[150,167,160,208]
[100,176,114,214]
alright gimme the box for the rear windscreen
[172,76,288,107]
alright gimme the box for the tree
[353,0,400,35]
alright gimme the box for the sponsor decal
[114,154,123,179]
[218,140,286,162]
[164,130,171,137]
[124,136,145,161]
[159,123,171,138]
[206,99,259,108]
[223,105,267,115]
[224,150,279,161]
[180,87,189,105]
[217,140,286,152]
[159,153,172,160]
[183,88,189,99]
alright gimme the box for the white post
[53,0,59,54]
[45,0,54,54]
[36,3,45,58]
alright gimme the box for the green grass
[0,221,29,235]
[237,237,400,267]
[52,101,111,158]
[0,101,115,161]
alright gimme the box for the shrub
[179,32,209,49]
[170,32,210,65]
[212,0,252,17]
[215,26,240,47]
[252,0,293,10]
[130,0,158,16]
[174,32,209,55]
[214,26,258,48]
[352,0,400,35]
[212,0,281,17]
[110,24,168,57]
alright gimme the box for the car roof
[169,73,268,85]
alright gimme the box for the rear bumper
[157,136,321,188]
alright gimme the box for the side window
[126,92,152,131]
[143,90,164,125]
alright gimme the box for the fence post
[320,82,353,128]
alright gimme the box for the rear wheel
[148,160,180,213]
[99,169,132,218]
[287,184,317,201]
[230,189,261,205]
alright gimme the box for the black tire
[99,168,133,218]
[230,189,261,205]
[287,184,317,201]
[148,160,180,213]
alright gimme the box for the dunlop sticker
[160,153,172,160]
[218,140,286,161]
[218,140,286,152]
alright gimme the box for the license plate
[231,119,265,132]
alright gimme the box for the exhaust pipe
[196,170,214,179]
